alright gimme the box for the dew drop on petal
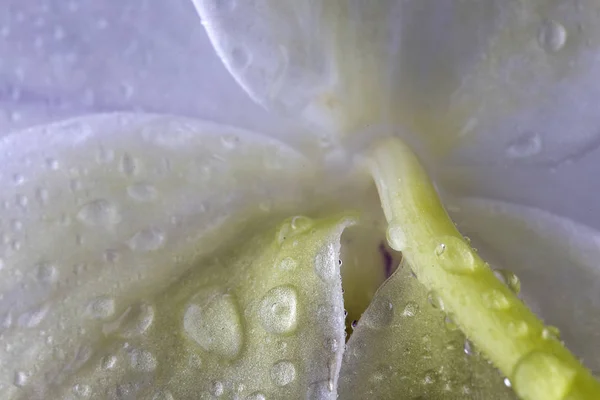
[258,286,298,335]
[271,360,297,386]
[86,296,116,320]
[434,236,477,274]
[128,228,165,252]
[77,199,122,227]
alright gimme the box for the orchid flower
[1,1,600,399]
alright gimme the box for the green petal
[0,114,348,399]
[339,262,517,399]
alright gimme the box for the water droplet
[118,303,155,338]
[508,320,530,337]
[17,303,50,328]
[246,392,266,400]
[128,349,157,371]
[73,383,91,397]
[307,380,332,399]
[277,216,313,245]
[128,228,165,252]
[495,269,521,294]
[542,326,561,341]
[220,135,239,150]
[15,194,28,208]
[325,337,338,352]
[77,199,122,227]
[12,173,25,185]
[314,244,338,282]
[277,256,297,271]
[120,153,138,176]
[506,132,542,159]
[96,147,115,164]
[45,158,59,170]
[13,371,29,387]
[36,262,58,283]
[463,339,473,355]
[127,183,157,202]
[538,20,567,52]
[386,221,407,251]
[0,258,4,271]
[402,301,418,317]
[209,381,224,397]
[11,219,23,232]
[427,291,444,310]
[36,187,49,205]
[423,370,437,385]
[151,390,174,400]
[364,297,394,329]
[258,285,298,334]
[504,378,512,388]
[230,46,250,69]
[86,296,116,320]
[271,360,297,386]
[183,291,244,359]
[444,315,458,331]
[513,351,575,400]
[482,290,511,310]
[101,355,117,370]
[434,236,477,274]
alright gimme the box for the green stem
[365,136,600,400]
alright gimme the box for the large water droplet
[128,349,157,372]
[128,228,165,252]
[127,183,157,202]
[271,360,297,386]
[314,244,338,282]
[364,297,394,329]
[538,20,567,52]
[77,199,122,227]
[506,132,542,159]
[86,296,116,320]
[183,291,244,359]
[513,351,575,400]
[386,220,407,251]
[482,290,511,310]
[258,286,298,334]
[434,236,476,274]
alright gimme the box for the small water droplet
[86,296,116,320]
[427,291,444,310]
[12,173,25,185]
[463,339,472,355]
[364,297,394,329]
[17,303,50,328]
[386,220,406,251]
[423,370,437,385]
[127,183,157,202]
[36,187,49,205]
[277,216,313,245]
[495,269,521,294]
[128,228,165,252]
[542,325,561,341]
[45,158,59,170]
[258,285,298,334]
[77,199,122,227]
[128,349,157,371]
[120,153,138,176]
[101,355,117,370]
[508,320,530,337]
[15,194,28,208]
[434,236,477,274]
[209,381,224,397]
[504,378,512,388]
[482,290,511,310]
[73,383,91,397]
[183,291,244,359]
[444,315,458,331]
[220,135,239,150]
[96,147,115,164]
[118,303,155,338]
[151,390,174,400]
[271,360,297,386]
[402,301,418,317]
[245,392,266,400]
[506,132,542,159]
[230,46,250,69]
[13,371,29,387]
[277,256,297,271]
[513,351,575,400]
[314,244,338,282]
[325,338,338,352]
[36,262,58,283]
[538,20,567,52]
